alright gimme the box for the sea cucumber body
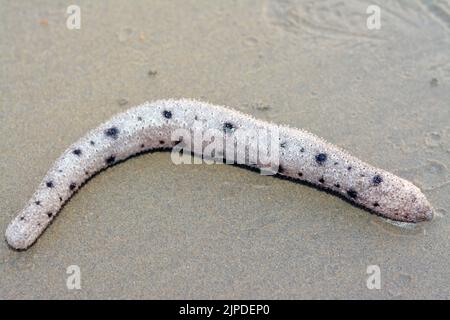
[5,99,433,250]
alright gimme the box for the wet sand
[0,0,449,299]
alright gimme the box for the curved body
[5,99,433,250]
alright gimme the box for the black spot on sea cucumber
[319,177,325,183]
[280,142,286,148]
[300,147,305,153]
[223,122,235,133]
[104,127,119,139]
[334,183,340,188]
[159,140,165,145]
[334,162,338,165]
[72,149,82,156]
[90,140,95,145]
[35,200,41,205]
[106,155,116,165]
[20,216,25,221]
[59,196,63,202]
[298,172,303,177]
[69,183,76,191]
[347,166,352,171]
[163,110,172,119]
[47,212,53,218]
[46,181,54,188]
[372,175,383,185]
[347,189,358,199]
[315,153,327,164]
[85,171,89,175]
[194,115,198,120]
[141,144,145,148]
[58,169,63,173]
[373,202,380,207]
[137,116,143,121]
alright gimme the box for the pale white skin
[5,99,433,250]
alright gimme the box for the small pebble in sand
[430,78,438,87]
[117,97,129,106]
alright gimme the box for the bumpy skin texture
[5,99,433,250]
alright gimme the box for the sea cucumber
[5,99,433,250]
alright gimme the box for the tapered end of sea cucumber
[5,221,33,250]
[422,208,434,222]
[413,194,434,222]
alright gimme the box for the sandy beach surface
[1,0,449,299]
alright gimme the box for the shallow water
[0,0,449,299]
